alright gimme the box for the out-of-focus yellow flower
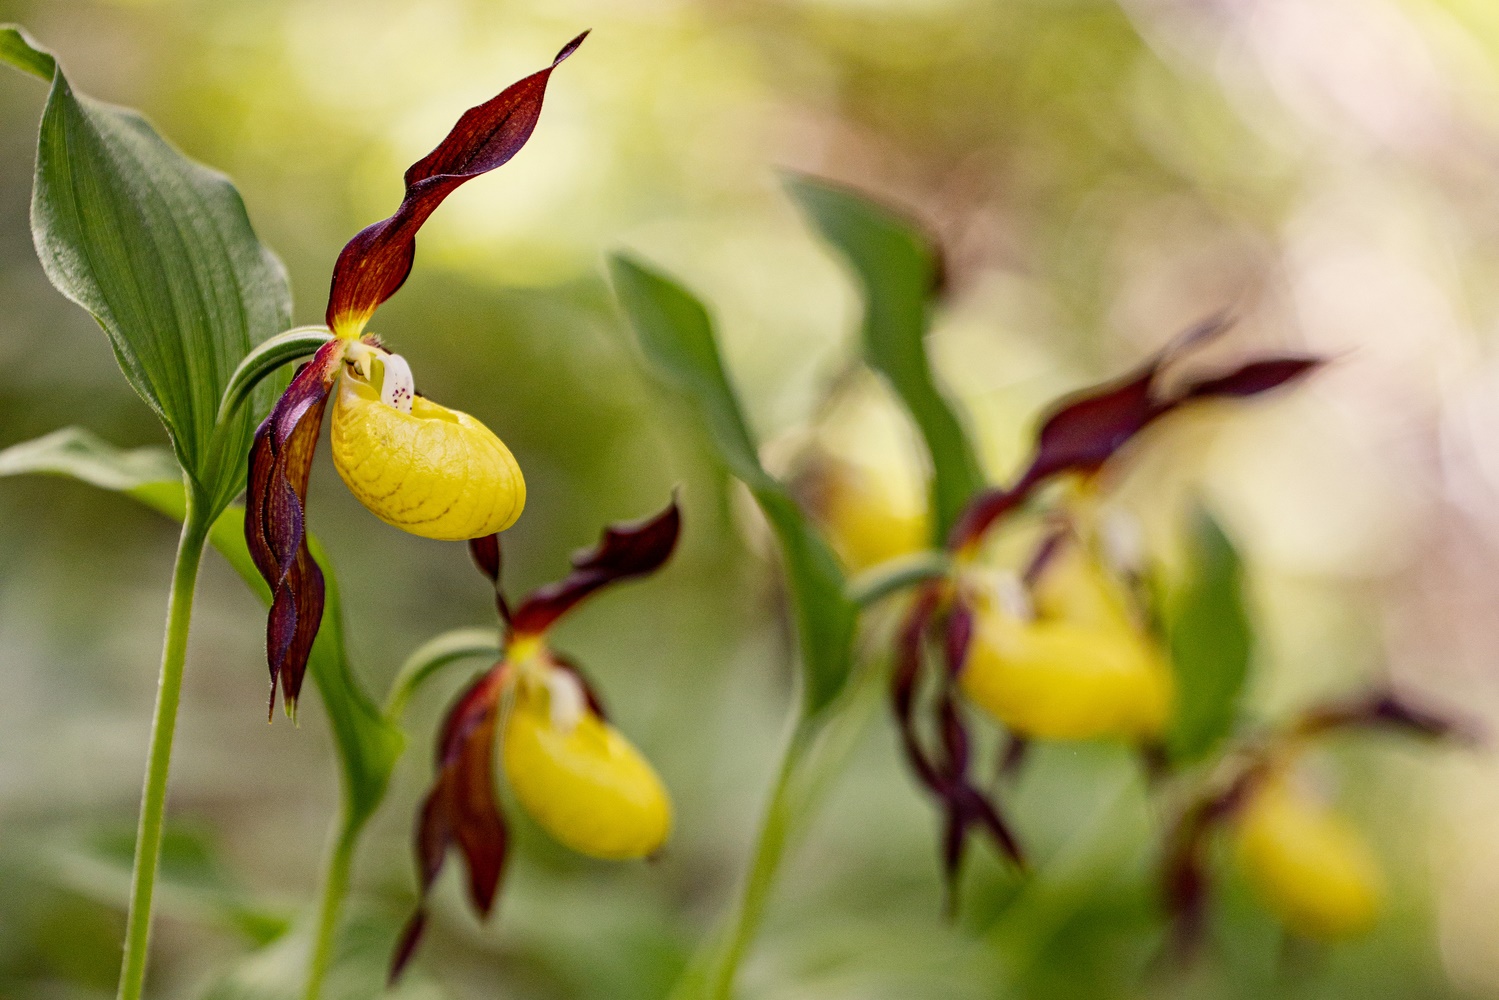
[819,460,929,573]
[960,543,1173,741]
[1233,776,1385,939]
[502,644,671,860]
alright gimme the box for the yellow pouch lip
[501,684,672,861]
[330,372,525,540]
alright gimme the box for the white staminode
[544,668,587,733]
[379,352,415,413]
[1100,508,1145,578]
[993,570,1035,622]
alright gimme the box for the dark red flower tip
[325,31,587,337]
[509,496,681,636]
[246,340,344,719]
[392,667,509,983]
[469,533,512,624]
[891,585,1024,909]
[948,316,1321,549]
[1294,689,1481,745]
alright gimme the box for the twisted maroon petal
[949,316,1320,548]
[469,533,511,624]
[246,340,343,719]
[391,667,509,982]
[510,497,681,635]
[326,32,586,336]
[891,587,1023,908]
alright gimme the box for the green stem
[304,814,361,1000]
[705,716,817,1000]
[117,492,211,1000]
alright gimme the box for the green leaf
[0,429,403,828]
[610,255,858,715]
[786,175,985,543]
[1165,510,1253,764]
[1,25,293,518]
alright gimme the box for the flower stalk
[117,490,213,1000]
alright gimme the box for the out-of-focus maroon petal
[326,32,587,336]
[246,340,342,719]
[1181,357,1321,400]
[392,668,509,981]
[892,587,1024,906]
[510,497,681,635]
[948,316,1319,549]
[1294,689,1479,744]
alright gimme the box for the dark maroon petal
[325,32,586,336]
[469,533,512,625]
[469,533,501,584]
[392,668,509,981]
[891,586,1024,907]
[1181,358,1321,400]
[942,600,974,681]
[246,340,342,719]
[388,911,428,985]
[510,497,681,635]
[948,314,1320,549]
[1295,689,1479,744]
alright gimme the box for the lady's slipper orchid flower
[960,540,1173,742]
[1163,691,1466,950]
[796,450,929,573]
[1232,773,1385,940]
[391,499,680,980]
[891,317,1321,904]
[246,34,584,718]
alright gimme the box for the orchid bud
[1232,776,1385,939]
[502,670,672,860]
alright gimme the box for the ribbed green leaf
[610,255,858,715]
[1,26,292,518]
[786,175,984,542]
[1166,510,1252,764]
[0,429,403,827]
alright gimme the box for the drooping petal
[510,497,681,635]
[326,32,587,337]
[1293,689,1477,744]
[391,667,509,982]
[948,317,1320,548]
[245,340,343,718]
[891,586,1024,905]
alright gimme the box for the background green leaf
[1165,509,1253,764]
[610,254,858,716]
[0,25,292,518]
[0,428,403,829]
[786,176,985,543]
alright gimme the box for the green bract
[0,25,292,519]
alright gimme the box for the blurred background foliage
[1,0,1497,997]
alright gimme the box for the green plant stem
[304,814,361,1000]
[117,493,211,1000]
[704,716,817,1000]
